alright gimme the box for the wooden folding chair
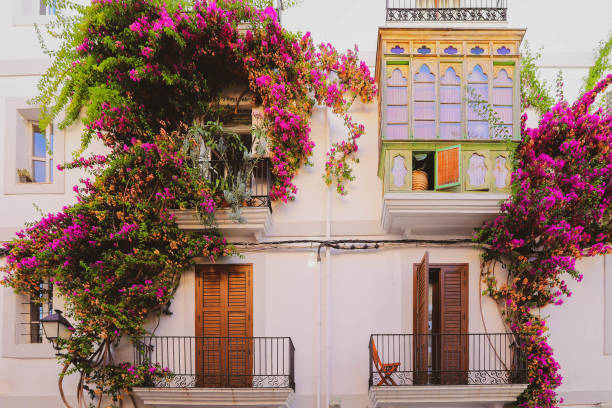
[371,338,401,386]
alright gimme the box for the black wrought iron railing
[386,0,507,22]
[369,333,527,386]
[203,158,272,209]
[133,336,295,389]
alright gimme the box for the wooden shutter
[439,264,468,384]
[413,252,429,385]
[435,145,461,189]
[196,265,253,388]
[227,266,253,387]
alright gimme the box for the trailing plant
[582,33,612,110]
[477,75,612,408]
[555,70,565,103]
[520,42,555,116]
[1,0,375,406]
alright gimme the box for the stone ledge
[369,384,527,408]
[132,387,295,408]
[381,192,507,238]
[170,208,272,242]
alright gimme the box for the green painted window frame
[434,144,462,190]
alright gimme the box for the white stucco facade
[1,0,611,407]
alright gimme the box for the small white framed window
[4,97,65,195]
[39,0,57,16]
[18,121,54,184]
[12,0,57,26]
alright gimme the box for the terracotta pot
[412,170,428,191]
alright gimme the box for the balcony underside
[381,192,506,238]
[171,208,272,242]
[369,384,527,408]
[132,387,295,408]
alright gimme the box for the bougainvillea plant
[477,75,612,408]
[1,0,375,406]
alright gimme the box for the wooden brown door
[196,265,253,387]
[413,252,429,385]
[439,264,468,384]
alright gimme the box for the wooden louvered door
[226,266,253,387]
[413,252,429,385]
[196,265,253,388]
[439,264,468,385]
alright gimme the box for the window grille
[20,281,53,344]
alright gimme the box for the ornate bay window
[376,28,525,237]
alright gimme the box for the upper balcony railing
[203,158,272,210]
[369,333,527,387]
[386,0,508,22]
[133,336,295,389]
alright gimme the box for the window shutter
[413,252,429,385]
[435,145,461,189]
[439,265,468,384]
[196,266,226,387]
[226,266,253,387]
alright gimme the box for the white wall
[0,0,611,407]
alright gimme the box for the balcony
[131,336,295,408]
[368,333,527,408]
[171,158,273,242]
[386,0,508,22]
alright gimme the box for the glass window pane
[414,121,435,139]
[386,124,409,140]
[440,123,462,139]
[33,129,46,158]
[492,87,512,105]
[468,121,490,139]
[494,69,513,86]
[414,102,435,120]
[414,83,435,100]
[50,159,54,182]
[387,106,409,123]
[49,132,54,154]
[440,104,461,122]
[468,65,488,82]
[386,87,408,105]
[414,64,435,82]
[440,67,460,85]
[468,84,488,102]
[492,125,513,139]
[494,106,513,124]
[387,69,408,86]
[440,85,460,103]
[33,160,46,182]
[468,102,487,121]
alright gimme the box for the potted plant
[17,169,33,183]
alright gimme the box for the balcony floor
[369,384,527,408]
[133,387,295,408]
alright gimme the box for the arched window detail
[467,65,489,139]
[385,68,409,140]
[492,69,514,138]
[439,67,462,139]
[413,64,436,139]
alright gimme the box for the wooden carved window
[385,68,409,140]
[492,68,514,138]
[413,64,436,139]
[414,255,468,385]
[467,65,489,139]
[439,67,461,139]
[196,265,253,387]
